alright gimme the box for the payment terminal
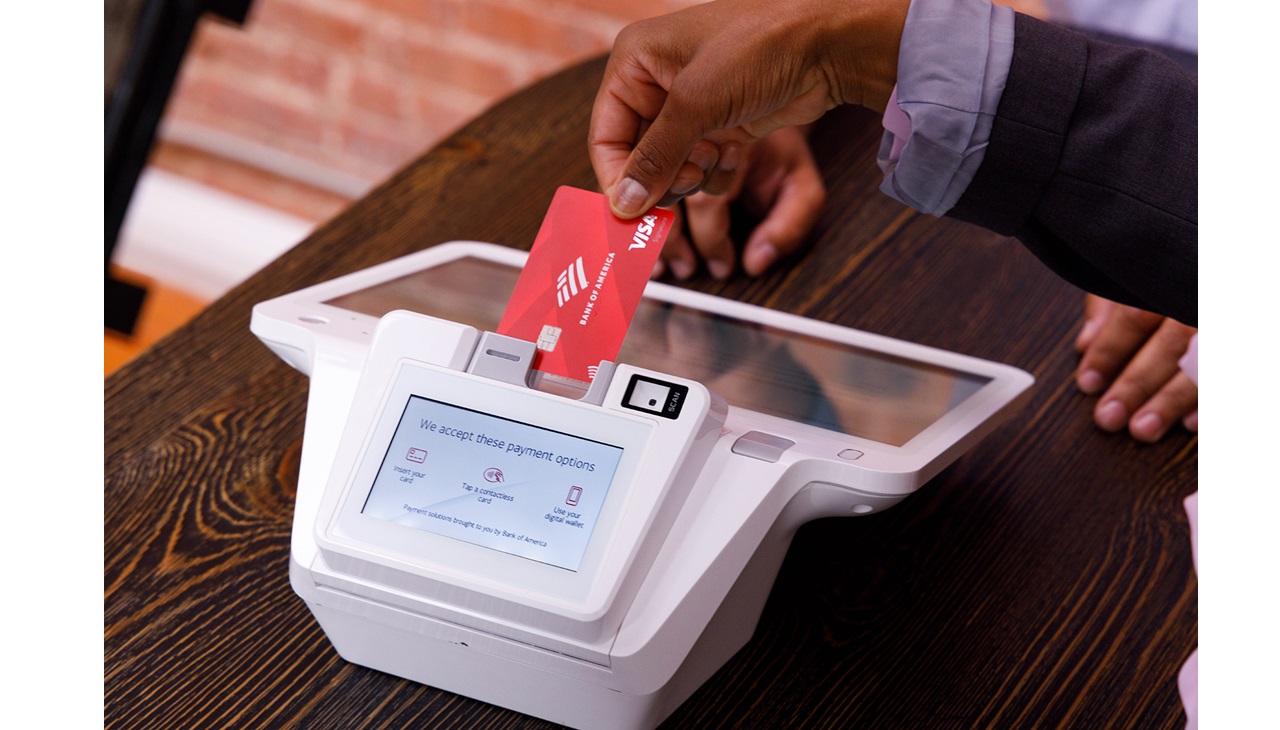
[250,241,1034,729]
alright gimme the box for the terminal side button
[731,431,796,463]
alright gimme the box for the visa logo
[629,215,660,250]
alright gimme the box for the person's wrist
[812,0,909,112]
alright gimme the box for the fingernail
[1077,369,1105,394]
[1077,318,1100,347]
[718,144,742,173]
[744,241,778,275]
[669,258,695,280]
[670,178,699,196]
[707,259,732,280]
[613,177,648,217]
[1183,411,1198,432]
[688,146,715,172]
[1131,412,1163,441]
[1096,400,1128,431]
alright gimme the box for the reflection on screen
[363,396,623,571]
[325,257,990,446]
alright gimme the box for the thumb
[608,103,710,218]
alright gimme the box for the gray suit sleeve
[948,13,1197,326]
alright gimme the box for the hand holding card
[498,187,674,383]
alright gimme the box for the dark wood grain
[105,54,1196,729]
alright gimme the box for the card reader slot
[467,332,536,387]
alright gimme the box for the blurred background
[105,0,700,373]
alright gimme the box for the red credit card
[498,186,673,383]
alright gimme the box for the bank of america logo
[557,256,589,307]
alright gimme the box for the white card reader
[250,241,1034,729]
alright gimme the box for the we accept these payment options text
[362,395,624,571]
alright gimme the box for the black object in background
[104,0,254,336]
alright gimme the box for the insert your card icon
[407,448,427,463]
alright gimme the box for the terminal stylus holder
[251,241,1034,729]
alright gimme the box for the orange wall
[161,0,699,205]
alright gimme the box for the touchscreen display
[326,257,990,446]
[362,395,624,571]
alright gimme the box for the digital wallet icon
[566,486,583,506]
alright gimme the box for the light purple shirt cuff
[878,0,1015,215]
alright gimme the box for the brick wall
[156,0,701,221]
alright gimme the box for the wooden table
[105,55,1197,729]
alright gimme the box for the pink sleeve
[1177,333,1197,729]
[1179,333,1198,385]
[1178,489,1198,729]
[881,86,911,161]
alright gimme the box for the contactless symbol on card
[497,186,673,382]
